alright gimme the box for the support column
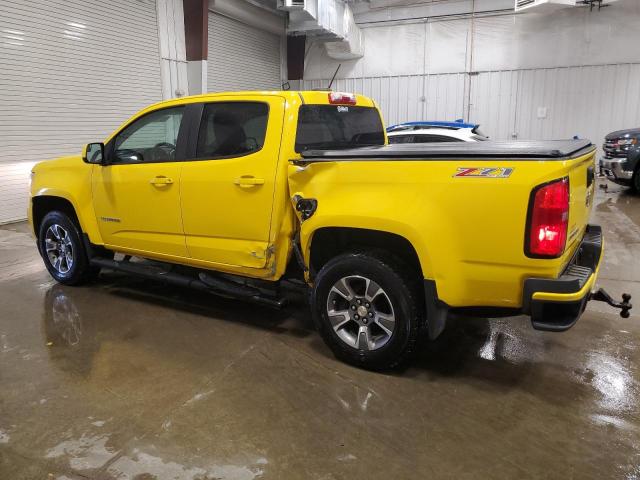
[287,35,305,81]
[183,0,208,95]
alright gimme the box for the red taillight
[526,178,570,258]
[328,92,356,105]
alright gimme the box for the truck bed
[298,139,594,162]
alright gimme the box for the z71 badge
[454,167,514,178]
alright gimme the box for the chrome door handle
[150,176,173,186]
[234,176,265,188]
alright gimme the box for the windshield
[295,105,385,152]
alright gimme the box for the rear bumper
[600,157,633,185]
[522,224,603,332]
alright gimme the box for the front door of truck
[180,97,284,269]
[92,106,188,258]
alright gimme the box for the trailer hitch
[591,288,632,318]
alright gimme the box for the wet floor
[1,179,639,479]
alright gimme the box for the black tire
[37,211,96,285]
[312,252,423,370]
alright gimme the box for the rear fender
[300,216,433,279]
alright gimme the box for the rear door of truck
[179,95,286,269]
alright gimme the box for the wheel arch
[32,195,81,238]
[305,225,429,282]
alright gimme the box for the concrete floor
[1,181,639,480]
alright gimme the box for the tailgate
[564,150,597,258]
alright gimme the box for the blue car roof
[387,120,478,131]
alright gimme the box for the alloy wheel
[326,275,396,351]
[44,224,74,275]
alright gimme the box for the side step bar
[89,257,287,309]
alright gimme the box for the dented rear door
[179,95,285,269]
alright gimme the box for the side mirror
[82,143,105,164]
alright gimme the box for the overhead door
[207,12,282,92]
[0,0,163,224]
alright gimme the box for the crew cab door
[91,106,188,258]
[180,96,284,269]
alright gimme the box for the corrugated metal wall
[299,63,640,152]
[299,74,466,127]
[207,12,282,92]
[0,0,163,224]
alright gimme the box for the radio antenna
[327,64,341,91]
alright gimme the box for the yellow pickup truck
[28,91,631,369]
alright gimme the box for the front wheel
[38,211,96,285]
[312,252,423,370]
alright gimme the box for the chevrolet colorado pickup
[29,91,631,370]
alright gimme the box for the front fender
[31,157,103,245]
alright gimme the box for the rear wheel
[312,252,422,370]
[38,211,96,285]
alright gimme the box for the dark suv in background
[600,128,640,192]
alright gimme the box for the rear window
[295,105,385,152]
[196,102,268,158]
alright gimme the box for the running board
[89,257,287,309]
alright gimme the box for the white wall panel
[207,12,282,92]
[0,0,163,223]
[469,70,519,140]
[0,162,37,225]
[304,0,640,80]
[426,19,469,75]
[473,2,640,72]
[299,73,465,127]
[300,63,640,158]
[423,73,466,123]
[513,64,640,155]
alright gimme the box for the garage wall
[207,11,283,92]
[0,0,164,224]
[298,0,640,147]
[471,64,640,146]
[299,74,466,127]
[305,0,640,79]
[298,63,640,153]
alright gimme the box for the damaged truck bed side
[29,91,631,370]
[291,140,629,337]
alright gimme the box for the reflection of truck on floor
[28,90,631,370]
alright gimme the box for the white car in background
[387,121,488,144]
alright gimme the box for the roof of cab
[140,90,376,112]
[103,91,379,144]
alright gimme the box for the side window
[113,107,184,163]
[196,102,268,158]
[413,134,463,143]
